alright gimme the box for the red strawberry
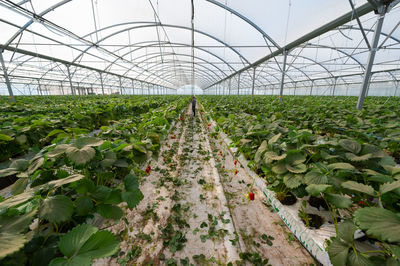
[359,200,366,206]
[249,192,255,201]
[234,170,238,175]
[208,124,211,127]
[222,165,225,169]
[234,160,237,166]
[145,168,150,174]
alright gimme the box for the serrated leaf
[337,220,356,243]
[348,250,374,266]
[271,162,287,175]
[79,230,119,258]
[0,190,35,210]
[104,190,122,205]
[283,173,302,189]
[121,189,144,209]
[47,129,66,138]
[268,133,281,145]
[10,159,29,171]
[66,146,95,165]
[96,204,123,220]
[361,144,386,158]
[342,181,375,196]
[304,171,328,185]
[327,238,350,266]
[46,174,84,189]
[328,162,356,171]
[345,153,372,162]
[47,144,70,158]
[75,178,95,194]
[286,152,306,165]
[40,195,73,223]
[325,193,352,209]
[124,173,139,192]
[114,159,129,168]
[264,151,287,161]
[0,208,37,234]
[58,224,98,258]
[49,255,91,266]
[101,150,117,168]
[90,185,111,202]
[73,137,104,149]
[286,163,307,173]
[354,207,400,243]
[0,233,27,259]
[16,134,27,144]
[75,196,94,216]
[380,180,400,195]
[0,168,19,178]
[28,157,44,174]
[254,140,267,163]
[306,184,331,196]
[339,139,361,154]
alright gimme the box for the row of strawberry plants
[0,96,190,265]
[200,95,400,265]
[0,96,179,162]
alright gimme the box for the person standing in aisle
[192,96,197,116]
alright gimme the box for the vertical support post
[332,77,338,96]
[279,50,288,103]
[310,81,314,96]
[251,67,256,96]
[132,79,135,95]
[37,79,43,96]
[237,72,241,95]
[0,50,14,101]
[357,11,385,110]
[99,72,105,95]
[60,81,64,95]
[66,65,75,96]
[119,77,123,95]
[77,83,81,95]
[228,78,232,95]
[294,82,297,96]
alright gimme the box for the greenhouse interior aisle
[95,103,315,265]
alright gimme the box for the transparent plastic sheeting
[0,0,399,95]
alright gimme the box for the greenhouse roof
[0,0,400,95]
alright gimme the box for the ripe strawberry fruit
[234,160,237,165]
[145,165,151,174]
[249,192,255,201]
[222,166,225,169]
[234,170,238,175]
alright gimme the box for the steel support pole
[131,80,135,95]
[237,73,241,95]
[0,50,14,101]
[251,68,256,96]
[37,79,42,96]
[279,50,288,103]
[228,78,232,95]
[357,11,385,110]
[66,65,75,96]
[332,77,338,96]
[119,77,123,95]
[310,81,314,96]
[60,81,64,95]
[99,72,105,95]
[294,82,297,96]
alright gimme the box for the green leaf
[268,133,281,145]
[0,168,19,178]
[101,150,117,168]
[361,144,386,158]
[342,181,375,196]
[49,255,91,266]
[0,133,13,141]
[96,204,123,220]
[327,238,350,266]
[0,208,37,234]
[124,173,139,192]
[75,196,94,216]
[286,163,307,174]
[10,159,29,171]
[345,153,372,162]
[254,140,267,163]
[121,189,144,209]
[0,233,27,259]
[348,250,374,266]
[286,152,306,165]
[47,144,70,158]
[264,151,287,161]
[354,207,400,243]
[47,129,66,138]
[305,184,331,196]
[16,134,27,144]
[339,139,361,154]
[28,157,44,174]
[380,180,400,195]
[73,137,104,149]
[59,224,98,258]
[337,220,356,243]
[325,193,352,209]
[90,185,112,202]
[75,178,95,194]
[283,173,302,189]
[66,146,96,165]
[271,162,287,175]
[304,171,328,185]
[46,174,84,189]
[0,190,35,210]
[104,190,122,205]
[79,230,119,258]
[328,162,355,171]
[40,195,74,223]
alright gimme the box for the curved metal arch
[143,64,220,85]
[339,25,400,45]
[75,22,250,65]
[4,0,72,47]
[104,40,237,75]
[152,69,215,86]
[125,52,227,80]
[204,0,281,49]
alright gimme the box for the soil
[308,196,329,210]
[277,192,297,206]
[94,103,315,265]
[301,214,324,229]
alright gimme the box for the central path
[96,103,315,266]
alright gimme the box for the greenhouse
[0,0,400,265]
